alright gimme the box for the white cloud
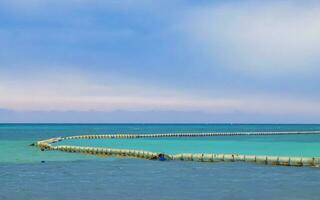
[1,1,320,119]
[1,88,320,115]
[1,68,320,115]
[183,1,320,76]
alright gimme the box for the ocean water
[1,124,320,200]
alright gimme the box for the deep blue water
[1,124,320,200]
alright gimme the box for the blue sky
[1,0,320,123]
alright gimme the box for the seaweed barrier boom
[33,131,320,167]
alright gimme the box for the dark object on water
[41,161,45,163]
[150,153,167,161]
[158,153,166,161]
[30,143,35,146]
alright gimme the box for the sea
[1,123,320,200]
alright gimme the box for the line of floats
[33,131,320,168]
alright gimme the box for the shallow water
[1,124,320,199]
[58,134,320,157]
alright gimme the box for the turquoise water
[57,134,320,157]
[2,124,320,163]
[2,123,320,163]
[1,124,320,200]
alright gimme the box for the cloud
[1,1,320,123]
[182,1,320,76]
[1,67,320,117]
[1,109,319,123]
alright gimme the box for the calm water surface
[1,124,320,200]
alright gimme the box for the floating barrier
[62,131,320,140]
[33,131,320,168]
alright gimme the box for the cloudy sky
[1,0,320,123]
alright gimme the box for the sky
[0,0,320,123]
